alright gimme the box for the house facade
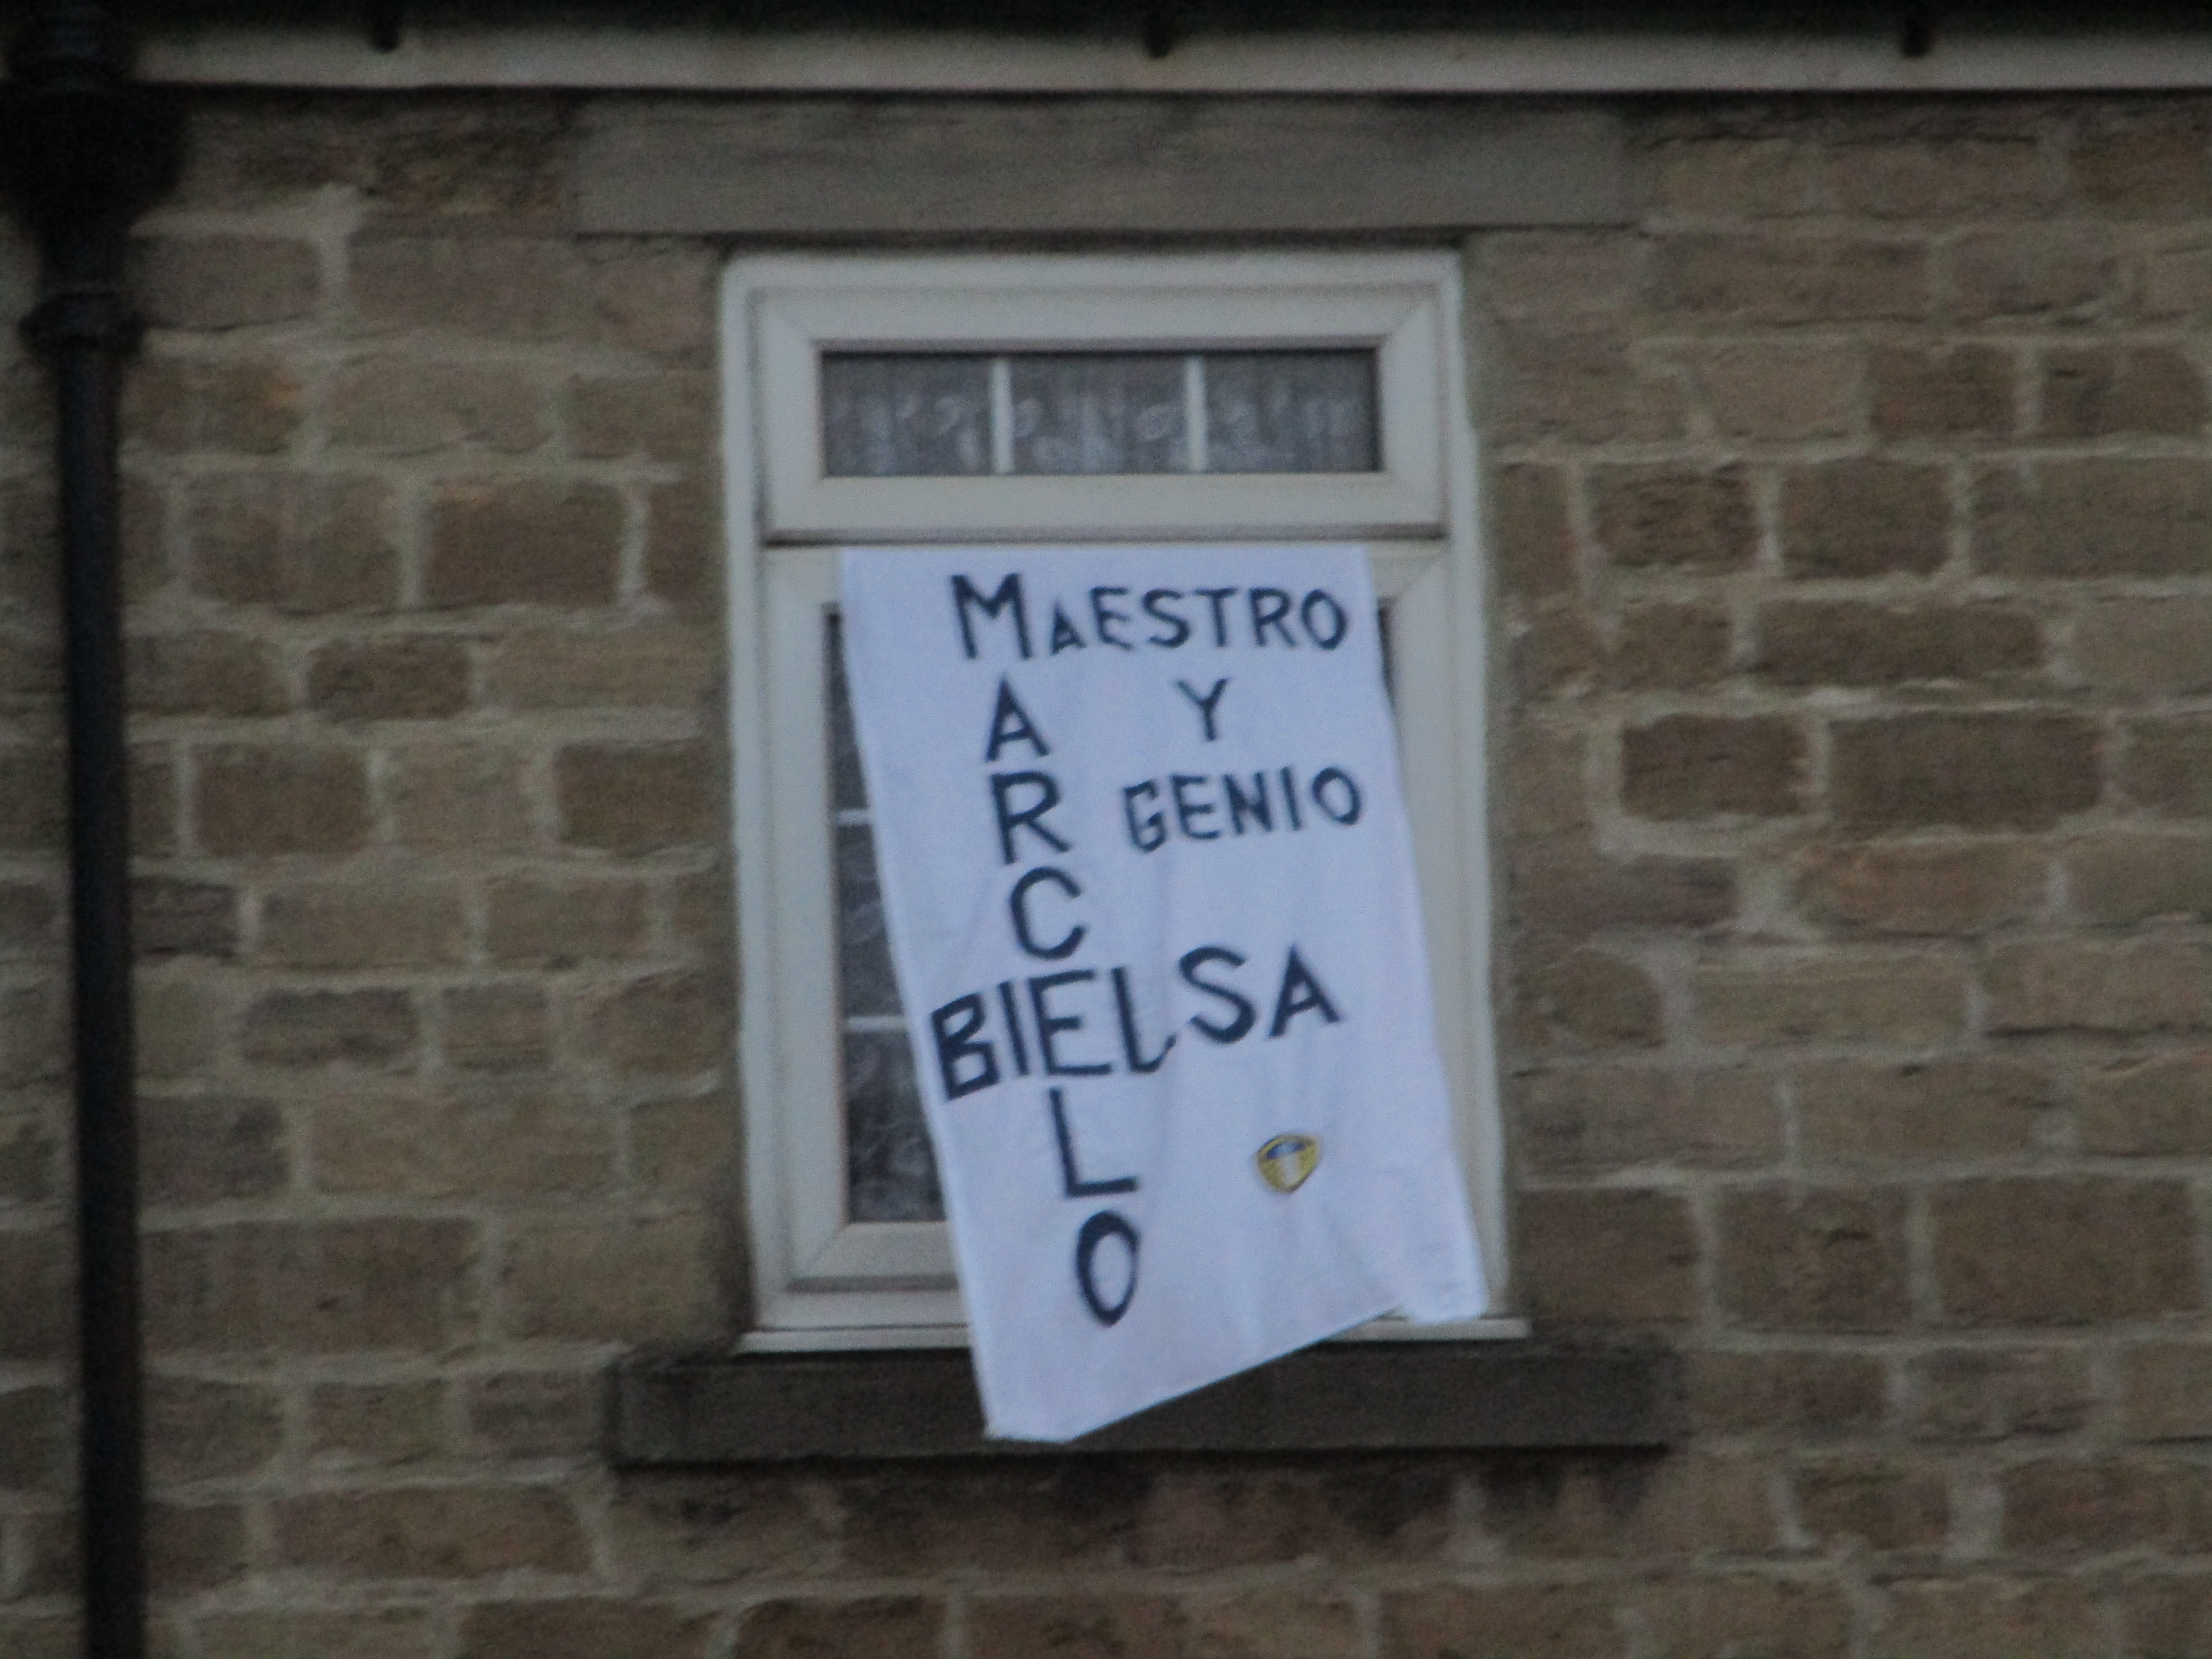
[6,9,2212,1656]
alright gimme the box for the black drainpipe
[0,7,180,1659]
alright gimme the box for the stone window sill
[609,1340,1681,1464]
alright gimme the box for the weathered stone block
[325,359,547,456]
[486,626,715,711]
[582,971,726,1074]
[147,1375,283,1482]
[257,880,468,969]
[127,630,289,717]
[2041,343,2205,436]
[1831,714,2099,831]
[312,1088,606,1200]
[501,1213,712,1342]
[1513,843,1736,944]
[270,1486,587,1577]
[1948,225,2114,320]
[307,635,473,721]
[141,1094,288,1204]
[2124,719,2212,817]
[1871,342,2015,437]
[1623,714,1804,820]
[1648,135,1815,217]
[135,234,319,330]
[1793,1456,1949,1551]
[2081,1053,2212,1155]
[0,1384,67,1491]
[459,1601,711,1659]
[731,1599,942,1659]
[1692,340,1860,441]
[426,479,622,609]
[645,476,718,617]
[442,984,551,1072]
[1685,1350,1886,1438]
[2075,598,2212,696]
[486,875,649,965]
[386,742,538,852]
[1592,466,1755,571]
[144,1218,476,1354]
[187,474,398,613]
[1521,1188,1698,1325]
[1976,459,2212,578]
[1610,602,1730,689]
[1781,460,1948,578]
[1934,1179,2197,1324]
[239,989,419,1069]
[1715,1187,1912,1332]
[1182,1591,1360,1658]
[1695,954,1964,1046]
[1757,602,2040,688]
[1525,950,1663,1048]
[195,1610,436,1659]
[2066,835,2212,924]
[126,355,302,454]
[1873,1579,2101,1659]
[969,1596,1183,1659]
[466,1370,601,1459]
[197,744,373,855]
[1998,1458,2190,1554]
[351,236,586,338]
[1494,322,1687,446]
[0,1239,66,1362]
[558,743,715,852]
[1829,136,2050,219]
[2123,1344,2212,1441]
[1795,1058,2053,1165]
[308,1380,444,1469]
[1383,1583,1627,1659]
[1796,840,2046,936]
[2073,121,2212,216]
[1985,938,2212,1034]
[1651,233,1926,322]
[1635,1578,1850,1659]
[1905,1346,2097,1441]
[149,1500,248,1592]
[567,372,715,460]
[1520,1065,1778,1174]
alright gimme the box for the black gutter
[0,8,179,1659]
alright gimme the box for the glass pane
[1011,353,1186,475]
[826,611,943,1223]
[1203,349,1379,474]
[834,823,899,1018]
[823,612,866,814]
[844,1030,942,1222]
[822,353,992,477]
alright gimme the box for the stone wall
[1,88,2210,1659]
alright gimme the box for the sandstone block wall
[1,89,2210,1659]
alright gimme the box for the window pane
[827,612,944,1222]
[822,353,992,477]
[823,612,867,813]
[1011,353,1186,475]
[843,1030,942,1223]
[1204,349,1379,474]
[834,823,899,1018]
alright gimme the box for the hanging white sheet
[841,544,1487,1442]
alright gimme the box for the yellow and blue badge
[1254,1133,1321,1194]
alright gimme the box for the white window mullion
[988,356,1015,475]
[1182,352,1207,474]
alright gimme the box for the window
[723,253,1509,1346]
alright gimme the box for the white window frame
[722,252,1515,1349]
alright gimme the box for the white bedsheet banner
[841,544,1488,1442]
